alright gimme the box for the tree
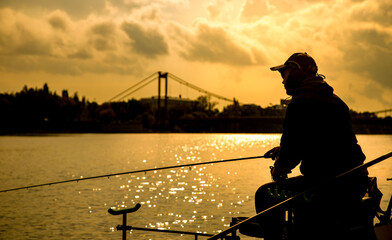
[62,90,69,98]
[97,103,116,123]
[193,95,218,117]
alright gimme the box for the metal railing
[108,203,214,240]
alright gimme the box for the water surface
[0,134,391,239]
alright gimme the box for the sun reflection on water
[0,134,293,239]
[109,135,282,237]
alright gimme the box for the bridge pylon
[157,72,168,130]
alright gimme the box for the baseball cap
[270,52,318,75]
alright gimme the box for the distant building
[140,96,197,111]
[268,99,291,111]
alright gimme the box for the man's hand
[264,146,280,160]
[270,166,288,182]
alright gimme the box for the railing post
[108,204,141,240]
[122,212,127,240]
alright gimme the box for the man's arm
[272,102,303,179]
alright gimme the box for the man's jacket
[275,77,366,179]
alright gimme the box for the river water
[0,134,391,239]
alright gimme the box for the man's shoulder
[291,91,345,106]
[288,92,350,118]
[289,92,318,106]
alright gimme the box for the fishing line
[0,155,266,193]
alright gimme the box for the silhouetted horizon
[1,84,391,134]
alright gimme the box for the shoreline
[0,117,392,135]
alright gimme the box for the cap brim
[270,64,286,71]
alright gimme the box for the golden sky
[0,0,391,112]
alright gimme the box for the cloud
[342,28,392,88]
[238,1,392,81]
[350,0,392,26]
[121,21,169,58]
[47,10,70,31]
[239,0,274,21]
[0,0,141,19]
[328,0,392,92]
[174,21,266,66]
[239,0,295,21]
[0,55,82,75]
[207,0,232,19]
[0,54,142,76]
[361,82,390,106]
[0,8,52,56]
[0,8,145,75]
[89,21,117,51]
[0,0,187,20]
[68,49,92,59]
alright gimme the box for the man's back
[281,79,366,178]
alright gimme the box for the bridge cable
[373,109,392,114]
[168,73,233,102]
[108,72,158,102]
[118,77,157,102]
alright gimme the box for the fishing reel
[269,166,288,182]
[265,147,288,182]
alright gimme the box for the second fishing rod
[0,155,269,193]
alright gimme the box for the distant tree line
[0,84,390,134]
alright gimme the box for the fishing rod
[0,155,266,193]
[207,151,392,240]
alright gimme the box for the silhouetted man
[255,53,370,240]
